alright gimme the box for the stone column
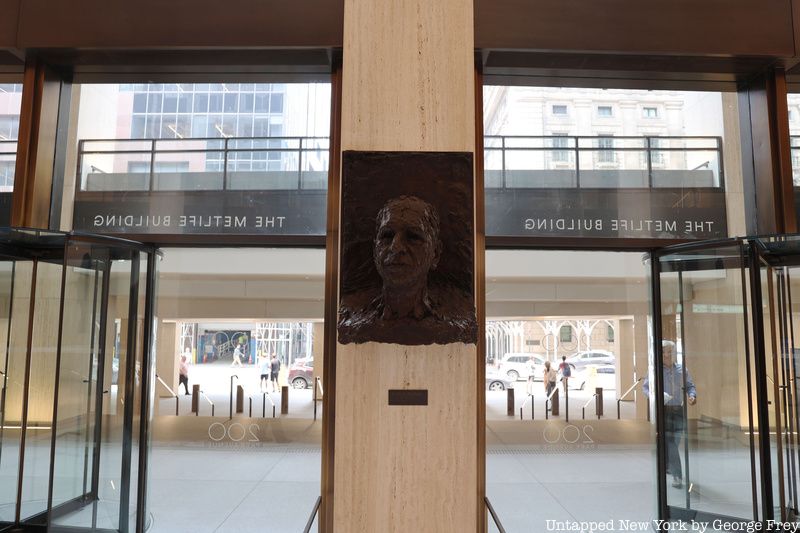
[332,0,479,531]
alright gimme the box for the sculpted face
[374,197,440,290]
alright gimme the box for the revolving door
[0,229,158,532]
[653,236,800,524]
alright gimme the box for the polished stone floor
[0,388,771,533]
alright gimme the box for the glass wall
[484,86,745,240]
[61,82,331,236]
[147,247,324,533]
[485,250,655,532]
[787,93,800,223]
[0,230,156,531]
[0,82,23,225]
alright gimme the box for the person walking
[270,354,281,392]
[178,354,190,395]
[259,352,271,392]
[543,360,558,399]
[231,343,244,368]
[643,340,697,488]
[558,355,575,389]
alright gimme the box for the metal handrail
[545,384,559,420]
[303,496,322,533]
[485,497,507,533]
[483,134,723,190]
[313,376,323,421]
[249,390,276,418]
[77,135,330,192]
[617,377,644,419]
[519,394,534,420]
[582,393,598,420]
[198,390,214,417]
[229,375,239,419]
[155,374,180,416]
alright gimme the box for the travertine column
[333,0,478,532]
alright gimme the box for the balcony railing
[484,135,723,189]
[77,134,723,193]
[78,136,330,192]
[0,140,16,191]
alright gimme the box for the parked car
[486,373,515,391]
[498,353,546,381]
[565,350,615,370]
[570,364,616,390]
[288,358,314,389]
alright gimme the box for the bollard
[192,384,200,414]
[596,387,603,419]
[507,388,514,417]
[236,385,244,414]
[281,385,289,415]
[564,381,569,422]
[551,388,559,416]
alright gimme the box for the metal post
[222,137,229,190]
[281,385,289,415]
[574,136,581,188]
[192,384,199,414]
[135,252,158,533]
[551,389,559,416]
[148,139,156,192]
[118,252,141,533]
[236,385,244,414]
[646,136,654,188]
[507,388,514,416]
[501,136,506,189]
[596,387,603,419]
[229,375,238,419]
[298,137,304,189]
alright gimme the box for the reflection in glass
[657,245,757,520]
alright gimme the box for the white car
[565,350,615,370]
[570,364,616,390]
[498,353,546,381]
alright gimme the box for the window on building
[559,325,573,342]
[0,115,20,140]
[597,135,616,163]
[793,152,800,185]
[597,105,613,117]
[649,137,665,166]
[552,104,568,116]
[643,107,659,118]
[550,133,570,163]
[607,325,615,342]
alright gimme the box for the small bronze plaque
[388,389,428,406]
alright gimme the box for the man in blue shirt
[644,340,697,488]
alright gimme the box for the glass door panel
[0,259,29,525]
[48,244,108,528]
[48,250,141,532]
[20,260,63,524]
[658,244,758,521]
[765,264,800,520]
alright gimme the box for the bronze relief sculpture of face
[373,196,441,320]
[338,194,477,345]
